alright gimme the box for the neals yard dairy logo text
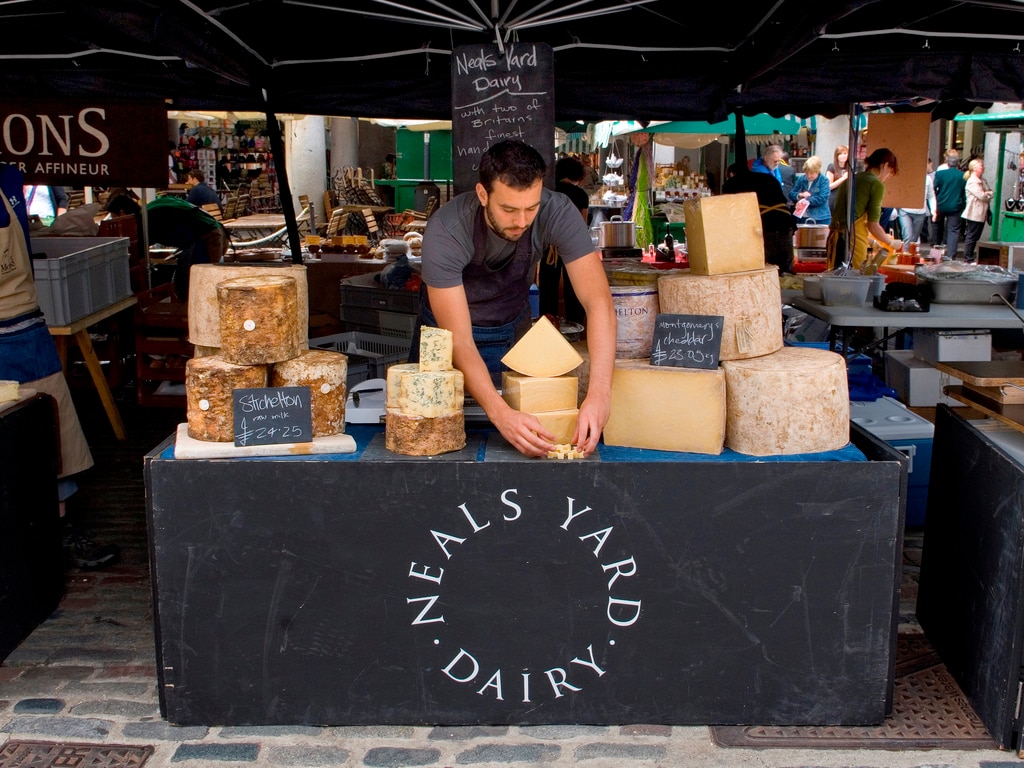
[406,489,640,705]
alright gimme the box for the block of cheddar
[189,263,309,348]
[723,347,849,456]
[270,349,348,437]
[385,408,466,456]
[398,370,462,418]
[502,315,583,378]
[603,359,726,455]
[682,193,765,275]
[419,326,453,372]
[185,355,268,442]
[217,275,302,365]
[657,267,782,361]
[502,373,578,413]
[532,408,578,444]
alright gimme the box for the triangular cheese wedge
[502,316,584,378]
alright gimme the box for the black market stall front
[145,424,905,727]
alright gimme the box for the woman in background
[961,158,994,264]
[827,148,903,271]
[826,145,852,213]
[789,155,831,225]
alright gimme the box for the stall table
[146,424,904,727]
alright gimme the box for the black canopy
[2,1,1023,121]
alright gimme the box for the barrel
[610,285,659,358]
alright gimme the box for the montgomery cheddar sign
[1,101,168,187]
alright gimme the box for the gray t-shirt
[421,187,595,290]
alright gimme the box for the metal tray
[924,277,1014,304]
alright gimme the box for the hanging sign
[650,313,724,369]
[0,100,168,187]
[450,43,555,195]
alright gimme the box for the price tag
[232,386,314,447]
[649,314,724,370]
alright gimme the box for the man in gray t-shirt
[418,140,615,458]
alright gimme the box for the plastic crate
[340,277,420,314]
[378,311,416,339]
[30,237,131,324]
[310,332,410,385]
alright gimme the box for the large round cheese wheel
[186,355,268,442]
[217,275,302,365]
[189,264,309,348]
[722,347,849,456]
[657,267,783,361]
[385,408,466,456]
[271,349,348,437]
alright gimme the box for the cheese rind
[502,373,578,413]
[682,193,765,275]
[217,275,302,365]
[722,347,849,456]
[502,315,583,378]
[657,267,783,361]
[398,371,461,417]
[270,349,348,437]
[531,408,579,444]
[185,355,268,442]
[419,326,454,371]
[603,359,726,454]
[385,408,466,456]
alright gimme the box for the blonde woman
[789,155,831,225]
[961,158,994,263]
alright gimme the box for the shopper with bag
[789,155,831,225]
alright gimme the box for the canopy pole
[733,109,747,168]
[842,103,859,269]
[264,102,302,264]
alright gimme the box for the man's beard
[485,203,527,242]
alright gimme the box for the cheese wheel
[398,370,463,417]
[502,373,578,413]
[657,267,782,361]
[189,264,309,348]
[502,315,583,378]
[270,349,348,437]
[723,347,849,456]
[385,408,466,456]
[217,275,302,365]
[185,355,268,442]
[603,359,726,455]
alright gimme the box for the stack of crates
[310,332,410,388]
[339,276,420,340]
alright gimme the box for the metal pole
[264,103,302,264]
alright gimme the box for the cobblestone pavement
[0,389,1018,767]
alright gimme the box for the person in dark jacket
[723,162,796,273]
[932,149,966,258]
[145,196,228,301]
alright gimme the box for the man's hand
[574,394,610,456]
[491,403,557,457]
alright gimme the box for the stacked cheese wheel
[385,327,466,456]
[184,270,349,442]
[603,192,849,456]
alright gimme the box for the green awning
[954,111,1024,122]
[638,114,802,135]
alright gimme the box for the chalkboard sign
[232,386,313,447]
[650,314,724,369]
[451,43,555,195]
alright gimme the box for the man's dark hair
[479,140,547,191]
[189,169,205,183]
[555,156,585,183]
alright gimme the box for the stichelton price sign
[650,314,724,369]
[450,43,554,195]
[232,386,313,447]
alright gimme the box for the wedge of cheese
[397,370,463,418]
[603,359,726,455]
[532,408,579,444]
[419,326,454,372]
[723,347,849,456]
[502,373,578,413]
[682,193,765,275]
[657,267,783,361]
[502,315,583,378]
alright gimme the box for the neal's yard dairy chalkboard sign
[451,43,554,195]
[232,386,313,447]
[650,314,724,369]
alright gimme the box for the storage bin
[850,396,933,526]
[30,237,132,325]
[310,332,409,386]
[378,311,417,340]
[912,329,991,364]
[884,349,962,407]
[821,275,873,306]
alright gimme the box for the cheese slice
[682,193,765,275]
[419,326,454,372]
[502,315,583,378]
[398,370,463,417]
[657,267,782,361]
[0,380,18,403]
[722,347,848,456]
[532,408,579,444]
[502,373,578,413]
[603,359,726,455]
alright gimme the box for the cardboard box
[850,397,933,526]
[681,193,764,275]
[912,329,991,364]
[885,349,962,407]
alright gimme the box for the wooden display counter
[146,424,905,727]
